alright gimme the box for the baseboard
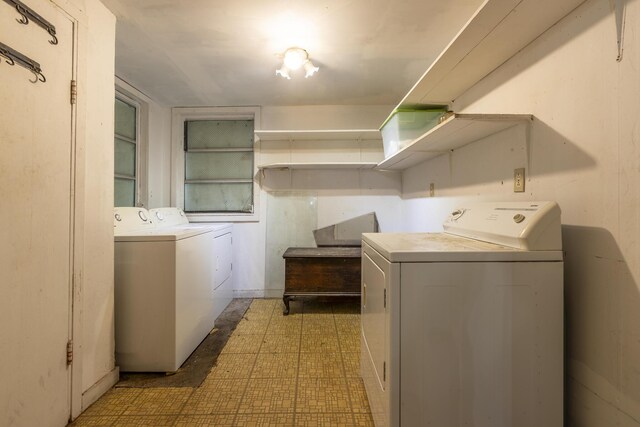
[233,289,283,299]
[263,289,284,298]
[233,289,264,298]
[81,366,120,411]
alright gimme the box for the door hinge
[384,288,387,308]
[70,80,77,105]
[66,340,73,365]
[383,361,386,382]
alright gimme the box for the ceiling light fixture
[276,47,319,79]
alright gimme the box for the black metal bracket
[2,0,58,45]
[0,41,46,83]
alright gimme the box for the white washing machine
[114,207,220,372]
[361,201,563,427]
[149,207,234,320]
[149,207,197,229]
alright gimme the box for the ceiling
[101,0,485,107]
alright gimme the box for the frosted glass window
[186,120,253,149]
[114,178,135,207]
[115,98,136,140]
[115,138,136,177]
[185,152,253,180]
[185,183,253,213]
[114,97,137,207]
[184,119,254,213]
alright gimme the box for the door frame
[50,0,84,420]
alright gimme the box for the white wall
[78,0,117,407]
[77,12,171,413]
[229,105,402,297]
[400,0,640,424]
[147,100,172,207]
[149,104,399,297]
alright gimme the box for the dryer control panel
[442,201,561,251]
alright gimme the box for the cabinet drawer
[284,257,360,294]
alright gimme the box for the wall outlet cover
[514,168,525,192]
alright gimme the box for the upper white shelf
[255,129,381,142]
[395,0,586,108]
[258,162,379,170]
[376,113,532,170]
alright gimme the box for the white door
[0,1,75,426]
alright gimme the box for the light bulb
[304,61,319,78]
[283,48,307,70]
[276,65,291,79]
[276,47,318,79]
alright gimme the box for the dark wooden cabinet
[282,247,361,315]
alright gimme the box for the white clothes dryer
[361,201,563,427]
[114,207,219,372]
[149,207,234,319]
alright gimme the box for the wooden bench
[282,247,361,315]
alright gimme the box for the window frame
[171,106,261,222]
[114,86,149,208]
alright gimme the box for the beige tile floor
[70,298,373,427]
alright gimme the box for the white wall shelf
[393,0,587,109]
[258,162,379,170]
[376,113,532,170]
[255,129,381,142]
[257,129,384,167]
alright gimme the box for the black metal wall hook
[2,0,59,45]
[14,3,28,24]
[47,28,58,45]
[0,51,16,66]
[0,41,46,83]
[28,69,45,83]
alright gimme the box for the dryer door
[361,242,399,427]
[362,250,387,391]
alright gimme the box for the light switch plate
[514,168,525,192]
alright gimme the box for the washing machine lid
[114,225,213,242]
[363,232,562,262]
[363,201,563,262]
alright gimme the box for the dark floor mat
[115,298,252,388]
